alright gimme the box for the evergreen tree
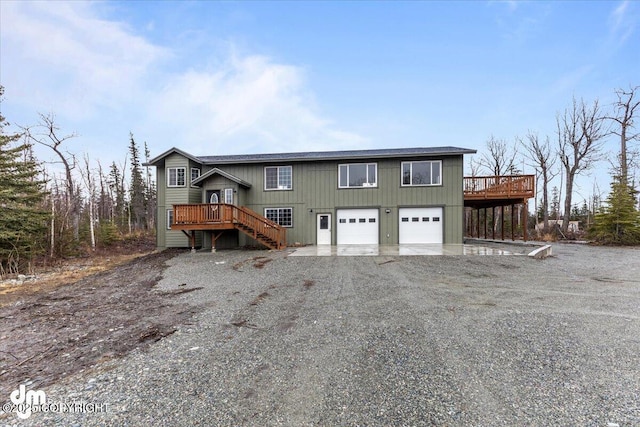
[144,141,156,231]
[0,86,49,274]
[590,177,640,245]
[128,133,147,231]
[108,161,126,230]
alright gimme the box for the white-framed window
[191,168,201,182]
[264,207,293,227]
[224,188,234,204]
[265,166,292,190]
[167,209,174,230]
[167,167,186,187]
[339,163,377,188]
[401,161,442,186]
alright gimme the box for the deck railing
[464,175,535,200]
[172,203,286,249]
[173,203,235,225]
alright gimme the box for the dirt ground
[0,247,199,399]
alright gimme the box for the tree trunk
[89,197,96,250]
[542,170,550,232]
[562,172,574,233]
[50,199,55,258]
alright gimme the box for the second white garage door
[337,209,379,244]
[399,207,443,244]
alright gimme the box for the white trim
[166,209,173,230]
[264,207,293,227]
[401,160,442,187]
[224,188,234,204]
[167,167,186,187]
[190,167,201,183]
[338,163,378,189]
[264,166,293,191]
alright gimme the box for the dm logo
[10,384,46,419]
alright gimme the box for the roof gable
[143,147,201,166]
[191,167,252,188]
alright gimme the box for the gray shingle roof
[197,146,475,164]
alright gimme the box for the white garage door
[337,209,379,245]
[399,207,443,244]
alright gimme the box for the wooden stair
[232,206,287,250]
[171,203,287,250]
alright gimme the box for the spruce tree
[591,177,640,245]
[108,161,126,230]
[0,86,49,274]
[128,133,147,231]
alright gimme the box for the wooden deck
[463,175,535,241]
[464,175,535,207]
[171,204,287,250]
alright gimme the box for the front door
[205,190,222,221]
[206,190,221,204]
[317,213,331,245]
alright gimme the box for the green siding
[157,153,203,248]
[156,152,467,248]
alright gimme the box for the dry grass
[0,252,154,304]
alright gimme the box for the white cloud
[608,0,637,46]
[1,1,368,159]
[1,1,168,119]
[146,52,368,155]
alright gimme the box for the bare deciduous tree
[557,97,608,234]
[519,131,558,232]
[24,113,80,241]
[478,135,519,176]
[607,85,640,181]
[80,155,96,250]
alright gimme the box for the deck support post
[211,232,223,253]
[511,203,515,241]
[483,208,487,239]
[522,199,528,242]
[190,231,196,253]
[501,206,504,241]
[476,208,480,238]
[492,206,496,240]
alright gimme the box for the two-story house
[145,146,476,250]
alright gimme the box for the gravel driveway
[7,243,640,426]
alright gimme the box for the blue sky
[1,1,638,202]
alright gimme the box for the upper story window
[265,166,292,190]
[401,160,442,186]
[191,168,201,182]
[167,167,186,187]
[339,163,377,188]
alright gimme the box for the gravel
[5,243,640,426]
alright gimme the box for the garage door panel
[399,207,443,244]
[337,209,379,244]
